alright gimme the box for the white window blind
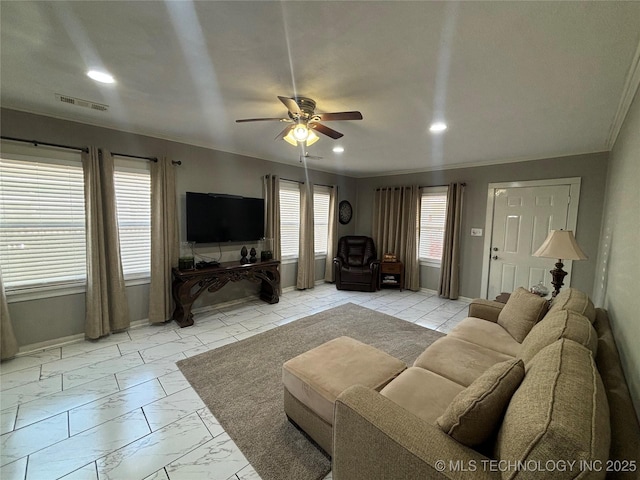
[419,187,448,264]
[113,159,151,277]
[313,186,330,255]
[0,149,86,289]
[279,180,300,258]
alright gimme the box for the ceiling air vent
[55,94,109,112]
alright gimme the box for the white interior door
[487,185,571,300]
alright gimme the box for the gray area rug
[177,302,445,480]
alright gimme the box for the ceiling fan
[236,96,363,146]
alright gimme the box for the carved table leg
[259,267,280,304]
[172,277,196,327]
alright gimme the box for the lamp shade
[533,230,587,260]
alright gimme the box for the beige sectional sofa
[333,288,640,479]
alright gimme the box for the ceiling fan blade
[236,117,289,123]
[318,111,363,121]
[274,125,294,140]
[278,96,302,115]
[310,122,344,139]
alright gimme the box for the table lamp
[533,230,587,298]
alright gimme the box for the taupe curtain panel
[82,147,130,339]
[372,185,420,291]
[149,157,179,324]
[297,183,315,289]
[439,182,465,299]
[264,175,282,293]
[324,185,338,282]
[1,270,18,360]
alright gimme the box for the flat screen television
[186,192,264,243]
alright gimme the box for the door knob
[492,247,498,251]
[492,255,498,260]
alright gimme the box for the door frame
[480,177,582,299]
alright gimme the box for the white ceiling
[1,1,639,177]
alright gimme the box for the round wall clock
[339,200,353,225]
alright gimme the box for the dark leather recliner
[333,236,380,292]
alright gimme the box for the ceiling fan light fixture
[283,131,298,146]
[306,130,319,146]
[284,123,319,146]
[293,123,309,142]
[333,146,345,153]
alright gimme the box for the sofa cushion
[548,287,596,323]
[519,310,597,365]
[497,287,548,342]
[413,336,513,387]
[448,317,521,356]
[437,358,524,447]
[495,339,610,479]
[380,367,465,424]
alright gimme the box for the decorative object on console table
[179,241,195,270]
[260,237,273,261]
[530,281,550,297]
[171,260,281,327]
[249,247,257,263]
[532,230,587,298]
[380,261,404,291]
[240,246,249,264]
[383,252,397,263]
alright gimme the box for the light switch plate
[471,228,483,237]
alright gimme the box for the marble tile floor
[0,285,470,480]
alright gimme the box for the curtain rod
[111,151,157,163]
[418,182,466,188]
[1,135,89,153]
[376,183,466,191]
[0,136,182,165]
[277,176,334,189]
[111,152,182,166]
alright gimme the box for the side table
[380,261,404,291]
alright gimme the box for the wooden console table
[171,260,280,328]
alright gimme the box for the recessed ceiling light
[87,70,115,84]
[429,122,448,133]
[333,146,345,153]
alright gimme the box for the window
[418,187,448,264]
[279,180,300,258]
[113,158,151,277]
[313,186,331,255]
[0,144,86,289]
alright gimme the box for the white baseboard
[419,288,473,303]
[15,284,470,356]
[16,294,265,356]
[17,333,86,355]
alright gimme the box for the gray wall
[593,88,640,416]
[355,152,609,298]
[1,108,356,347]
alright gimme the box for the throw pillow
[548,287,596,323]
[437,358,525,446]
[497,287,548,342]
[495,340,610,478]
[519,310,597,365]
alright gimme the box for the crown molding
[607,38,640,149]
[352,149,608,179]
